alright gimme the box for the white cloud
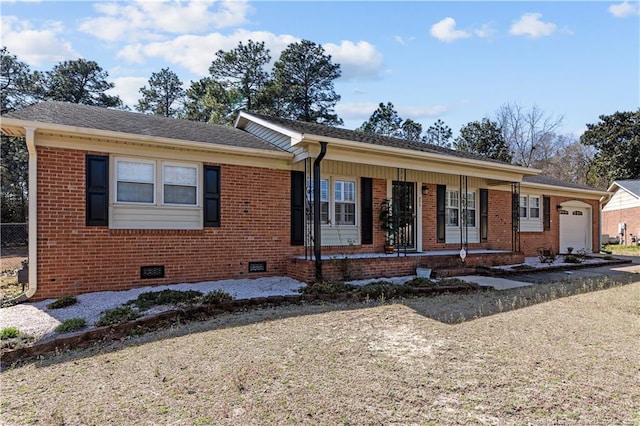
[608,1,640,17]
[510,13,557,38]
[398,105,450,120]
[430,17,471,43]
[79,0,251,42]
[323,40,384,80]
[127,30,297,76]
[474,23,496,39]
[106,76,148,107]
[1,16,79,66]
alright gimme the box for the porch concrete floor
[296,249,512,260]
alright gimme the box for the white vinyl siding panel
[321,227,360,246]
[603,189,640,211]
[111,205,201,230]
[446,228,480,244]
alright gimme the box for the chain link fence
[1,223,28,273]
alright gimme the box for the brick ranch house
[1,102,607,300]
[602,180,640,245]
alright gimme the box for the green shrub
[128,289,203,310]
[55,318,87,333]
[563,254,583,264]
[300,281,357,295]
[0,327,21,340]
[438,278,480,288]
[202,290,233,305]
[46,296,78,309]
[405,277,437,287]
[96,306,141,327]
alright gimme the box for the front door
[392,181,416,250]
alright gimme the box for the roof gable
[609,180,640,199]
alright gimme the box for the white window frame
[446,190,477,228]
[162,162,199,206]
[114,157,200,207]
[333,179,356,226]
[115,158,157,205]
[310,176,358,227]
[519,194,541,221]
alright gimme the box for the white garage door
[559,207,590,253]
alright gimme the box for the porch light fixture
[556,204,562,211]
[421,185,428,195]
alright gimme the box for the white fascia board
[521,181,607,198]
[1,117,293,160]
[608,182,640,199]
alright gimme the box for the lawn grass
[603,244,640,256]
[1,278,638,425]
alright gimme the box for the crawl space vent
[248,261,267,273]
[140,265,165,279]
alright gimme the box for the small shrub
[202,290,233,305]
[405,277,437,287]
[129,289,203,310]
[55,318,87,333]
[96,306,141,327]
[300,281,357,295]
[537,247,557,264]
[563,254,583,264]
[438,278,480,289]
[0,326,21,340]
[46,296,78,309]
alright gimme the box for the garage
[559,201,592,253]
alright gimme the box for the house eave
[521,181,608,198]
[1,117,293,160]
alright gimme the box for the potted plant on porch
[379,198,397,254]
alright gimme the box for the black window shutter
[361,177,373,244]
[480,188,489,242]
[86,154,109,226]
[543,196,551,231]
[437,184,446,243]
[203,166,221,227]
[291,171,305,245]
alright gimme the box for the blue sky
[2,1,639,138]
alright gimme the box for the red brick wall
[34,146,301,300]
[602,206,640,244]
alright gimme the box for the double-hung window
[519,195,540,219]
[447,190,477,227]
[115,158,199,206]
[163,163,198,205]
[116,159,155,203]
[334,180,356,225]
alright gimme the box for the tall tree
[423,119,453,148]
[209,40,270,112]
[454,119,512,162]
[136,68,185,117]
[272,40,342,125]
[1,47,39,114]
[41,58,122,107]
[356,102,403,137]
[580,110,640,188]
[542,135,595,187]
[182,77,242,124]
[494,102,563,167]
[356,102,423,140]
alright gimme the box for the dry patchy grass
[1,280,639,425]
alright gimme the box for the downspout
[25,127,38,299]
[313,142,328,281]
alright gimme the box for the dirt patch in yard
[1,279,639,425]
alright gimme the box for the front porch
[288,250,525,283]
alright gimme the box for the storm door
[392,181,416,250]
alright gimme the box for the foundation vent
[141,265,165,279]
[248,262,267,273]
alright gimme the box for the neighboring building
[0,102,606,300]
[602,180,640,245]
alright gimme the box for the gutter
[313,142,328,281]
[25,127,37,299]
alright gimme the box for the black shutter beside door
[543,196,551,231]
[437,185,446,243]
[361,177,373,245]
[480,188,488,242]
[291,171,305,245]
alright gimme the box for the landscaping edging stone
[0,285,479,368]
[479,258,631,278]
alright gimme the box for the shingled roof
[522,175,601,191]
[241,111,510,164]
[2,101,286,153]
[611,179,640,198]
